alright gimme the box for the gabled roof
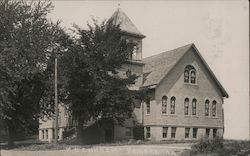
[143,44,192,87]
[142,43,229,98]
[108,8,145,38]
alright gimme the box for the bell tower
[108,8,145,87]
[108,8,145,61]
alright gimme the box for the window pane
[170,97,175,114]
[213,129,217,138]
[162,96,167,114]
[212,101,217,116]
[206,128,210,137]
[185,128,190,138]
[184,98,189,115]
[184,65,196,84]
[163,127,168,138]
[171,127,176,138]
[146,127,150,138]
[205,100,209,116]
[193,128,198,138]
[42,130,44,139]
[46,129,48,139]
[184,70,189,83]
[192,99,197,115]
[146,99,150,114]
[190,70,196,84]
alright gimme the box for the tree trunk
[7,124,15,148]
[75,119,83,144]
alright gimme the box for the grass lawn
[1,138,250,156]
[1,143,191,156]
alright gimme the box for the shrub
[188,137,250,156]
[190,136,224,155]
[133,125,144,140]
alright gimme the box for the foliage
[0,0,70,146]
[187,137,250,156]
[60,19,140,139]
[190,136,223,154]
[133,125,144,140]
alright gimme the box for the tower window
[132,45,138,59]
[184,98,189,115]
[170,97,176,114]
[162,96,167,114]
[146,99,150,114]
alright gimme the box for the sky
[48,0,249,140]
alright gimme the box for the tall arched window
[162,96,167,114]
[212,100,217,117]
[184,70,189,83]
[170,97,176,114]
[205,100,210,116]
[192,99,197,115]
[184,98,189,115]
[190,70,196,84]
[184,65,196,84]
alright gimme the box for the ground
[1,143,191,156]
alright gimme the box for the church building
[39,8,228,143]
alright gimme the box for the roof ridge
[143,43,193,60]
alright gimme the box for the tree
[60,20,140,143]
[0,0,70,146]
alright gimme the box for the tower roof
[108,8,145,38]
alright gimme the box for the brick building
[39,8,228,143]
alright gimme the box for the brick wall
[141,48,225,141]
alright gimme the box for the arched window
[190,70,196,84]
[184,65,196,84]
[184,70,189,83]
[205,100,210,116]
[132,45,138,59]
[162,96,167,114]
[184,98,189,115]
[170,97,176,114]
[212,100,217,116]
[192,99,197,115]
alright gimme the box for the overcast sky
[48,0,249,140]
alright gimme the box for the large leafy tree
[0,0,70,146]
[60,20,140,142]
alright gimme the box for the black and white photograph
[0,0,249,156]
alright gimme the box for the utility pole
[54,56,59,144]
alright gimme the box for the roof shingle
[142,44,193,87]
